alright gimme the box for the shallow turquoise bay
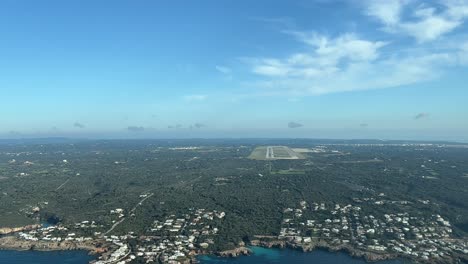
[198,246,405,264]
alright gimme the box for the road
[104,193,154,235]
[55,178,71,191]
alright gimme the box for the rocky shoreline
[250,239,400,262]
[216,246,252,257]
[1,233,465,263]
[0,235,399,263]
[0,225,41,236]
[0,236,109,255]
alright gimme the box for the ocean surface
[0,250,95,264]
[199,246,405,264]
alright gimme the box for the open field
[248,146,267,159]
[248,146,305,160]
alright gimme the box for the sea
[0,246,406,264]
[0,250,95,264]
[198,246,406,264]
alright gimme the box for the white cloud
[240,1,468,97]
[445,0,468,20]
[244,30,465,95]
[245,32,389,89]
[252,53,457,95]
[250,58,291,77]
[399,13,461,42]
[215,65,232,74]
[366,0,468,42]
[183,94,207,102]
[247,33,386,81]
[287,32,387,62]
[366,0,406,26]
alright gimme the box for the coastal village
[2,196,467,263]
[271,198,468,263]
[4,208,228,263]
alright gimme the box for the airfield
[248,146,305,160]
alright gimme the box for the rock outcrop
[216,247,252,257]
[0,236,107,254]
[250,239,287,248]
[0,225,41,235]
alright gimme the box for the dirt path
[104,193,154,235]
[55,178,71,191]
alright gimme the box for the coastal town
[269,198,468,263]
[2,208,229,263]
[1,196,467,264]
[1,141,468,264]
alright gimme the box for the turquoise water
[0,250,94,264]
[199,246,405,264]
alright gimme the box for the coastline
[0,225,41,236]
[1,230,466,264]
[249,239,400,262]
[0,235,420,264]
[0,235,109,256]
[195,239,403,263]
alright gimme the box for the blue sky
[1,0,467,140]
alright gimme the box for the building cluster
[129,208,225,263]
[168,147,201,150]
[279,199,468,263]
[110,208,125,219]
[17,220,101,243]
[13,204,226,264]
[95,234,133,264]
[94,208,226,263]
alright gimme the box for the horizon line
[0,137,466,144]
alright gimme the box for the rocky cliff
[250,239,399,262]
[0,236,107,255]
[216,247,252,257]
[0,225,41,235]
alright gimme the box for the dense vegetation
[0,139,467,251]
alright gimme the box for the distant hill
[0,137,464,146]
[0,137,83,145]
